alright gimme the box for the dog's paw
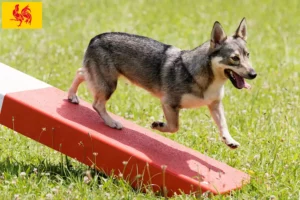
[222,137,240,149]
[106,120,123,130]
[151,121,165,129]
[151,122,178,133]
[68,94,80,104]
[227,142,240,149]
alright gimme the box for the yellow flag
[2,2,42,29]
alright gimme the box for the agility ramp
[0,62,250,196]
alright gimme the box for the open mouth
[224,69,251,89]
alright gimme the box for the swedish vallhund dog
[68,18,257,149]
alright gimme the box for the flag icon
[2,2,42,29]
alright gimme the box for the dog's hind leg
[68,68,85,104]
[83,54,122,130]
[151,103,179,133]
[92,86,123,130]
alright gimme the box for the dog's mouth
[224,69,251,89]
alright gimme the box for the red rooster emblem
[10,4,32,27]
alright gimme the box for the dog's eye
[246,52,250,57]
[231,56,240,62]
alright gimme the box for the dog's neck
[181,42,216,95]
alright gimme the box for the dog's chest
[180,81,225,108]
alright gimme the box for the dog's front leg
[208,100,240,149]
[151,103,179,133]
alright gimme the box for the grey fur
[84,33,214,105]
[68,18,256,148]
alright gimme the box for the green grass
[0,0,299,199]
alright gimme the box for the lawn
[0,0,299,199]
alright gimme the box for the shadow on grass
[0,155,153,196]
[0,155,106,183]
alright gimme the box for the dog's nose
[249,72,257,79]
[248,69,257,79]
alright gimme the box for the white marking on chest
[180,80,225,109]
[180,94,208,108]
[203,80,225,101]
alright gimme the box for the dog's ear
[235,18,247,41]
[210,21,227,49]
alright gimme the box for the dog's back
[84,32,172,95]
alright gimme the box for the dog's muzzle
[247,68,257,79]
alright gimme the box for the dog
[67,18,256,149]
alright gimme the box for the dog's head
[210,18,257,89]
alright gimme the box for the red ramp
[0,63,250,196]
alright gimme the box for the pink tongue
[244,81,251,89]
[233,73,251,89]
